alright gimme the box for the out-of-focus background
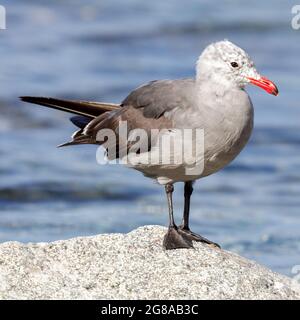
[0,0,299,275]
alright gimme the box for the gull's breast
[202,90,254,177]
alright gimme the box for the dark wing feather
[20,96,120,118]
[20,96,121,147]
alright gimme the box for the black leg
[181,181,194,230]
[163,183,193,250]
[179,181,221,248]
[166,184,175,227]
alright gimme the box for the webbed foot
[163,226,194,250]
[178,226,221,248]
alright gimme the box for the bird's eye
[230,62,239,68]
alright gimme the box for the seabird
[20,40,278,249]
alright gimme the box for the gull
[20,40,278,249]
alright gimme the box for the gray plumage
[20,40,278,249]
[122,79,196,119]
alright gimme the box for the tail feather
[20,96,120,118]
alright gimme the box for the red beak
[247,76,279,96]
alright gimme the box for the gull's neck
[196,72,242,97]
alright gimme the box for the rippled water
[0,0,300,276]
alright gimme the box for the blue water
[0,0,300,276]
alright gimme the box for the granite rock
[0,225,299,299]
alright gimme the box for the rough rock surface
[0,225,299,299]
